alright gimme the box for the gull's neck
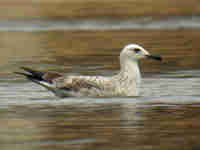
[113,57,141,96]
[119,58,141,83]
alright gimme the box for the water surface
[0,16,200,31]
[0,20,200,150]
[1,70,200,150]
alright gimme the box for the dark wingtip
[15,67,45,81]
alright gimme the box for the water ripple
[1,16,200,32]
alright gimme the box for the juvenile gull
[15,44,162,98]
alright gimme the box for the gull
[15,44,162,98]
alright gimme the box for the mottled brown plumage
[16,44,162,98]
[42,72,62,83]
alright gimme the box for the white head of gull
[15,44,162,98]
[113,44,162,96]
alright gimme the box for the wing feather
[55,76,104,92]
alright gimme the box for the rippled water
[1,19,200,149]
[1,70,200,150]
[0,16,200,31]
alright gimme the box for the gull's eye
[134,48,140,53]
